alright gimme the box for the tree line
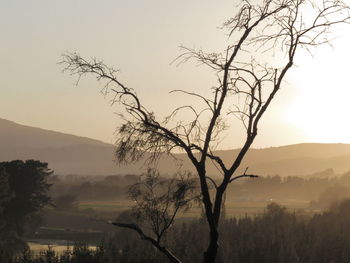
[0,160,52,261]
[3,159,350,262]
[8,199,350,263]
[49,170,350,209]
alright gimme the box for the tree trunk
[203,228,219,263]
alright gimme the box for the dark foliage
[49,174,136,201]
[229,172,350,203]
[13,199,350,263]
[0,160,53,260]
[54,195,77,211]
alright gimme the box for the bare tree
[113,169,198,263]
[61,0,350,262]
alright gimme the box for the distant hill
[0,118,117,175]
[1,118,350,176]
[160,143,350,177]
[209,144,350,176]
[0,118,111,149]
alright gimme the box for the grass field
[79,199,310,218]
[79,200,133,212]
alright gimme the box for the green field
[79,200,133,212]
[78,199,310,218]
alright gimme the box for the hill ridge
[1,118,350,176]
[0,118,111,149]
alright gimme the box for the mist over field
[2,118,350,176]
[2,119,350,262]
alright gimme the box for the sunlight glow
[286,35,350,143]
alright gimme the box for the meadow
[78,199,310,218]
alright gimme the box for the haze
[1,0,349,148]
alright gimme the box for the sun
[285,36,350,143]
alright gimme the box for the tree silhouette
[61,0,350,262]
[112,169,199,263]
[0,160,52,259]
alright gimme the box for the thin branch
[111,222,181,263]
[229,167,259,183]
[206,176,219,189]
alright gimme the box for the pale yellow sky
[1,0,349,149]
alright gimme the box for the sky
[1,0,350,149]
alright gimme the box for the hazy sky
[1,0,350,149]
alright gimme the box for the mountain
[0,118,117,175]
[0,118,110,149]
[1,118,350,176]
[208,144,350,176]
[161,144,350,177]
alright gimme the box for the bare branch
[206,176,219,189]
[111,222,181,263]
[229,167,259,183]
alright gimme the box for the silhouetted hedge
[7,199,350,263]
